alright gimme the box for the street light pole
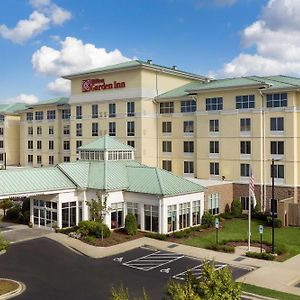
[271,158,275,254]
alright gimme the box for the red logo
[82,79,92,92]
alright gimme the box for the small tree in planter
[0,199,14,217]
[125,213,138,235]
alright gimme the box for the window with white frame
[92,122,98,136]
[110,202,123,229]
[62,201,76,228]
[208,193,220,215]
[76,106,82,119]
[270,117,284,131]
[37,126,42,135]
[48,126,54,135]
[181,100,196,113]
[0,141,4,149]
[271,164,284,179]
[27,127,33,135]
[209,141,219,154]
[127,140,135,148]
[240,163,250,177]
[28,155,33,164]
[160,102,174,114]
[49,140,54,150]
[192,200,201,226]
[64,141,70,150]
[76,140,82,153]
[127,202,139,225]
[37,155,42,165]
[0,128,3,136]
[109,103,116,118]
[271,141,284,155]
[49,156,54,165]
[127,121,135,136]
[183,141,194,153]
[162,121,172,134]
[184,161,194,174]
[162,160,172,171]
[37,140,42,150]
[127,102,135,117]
[206,97,223,111]
[266,93,287,108]
[28,140,33,150]
[64,156,70,162]
[109,122,116,136]
[26,112,33,121]
[236,95,255,109]
[47,110,56,120]
[179,202,190,229]
[209,120,219,132]
[35,111,43,121]
[240,118,251,132]
[92,104,98,118]
[241,141,251,154]
[168,205,177,232]
[210,162,219,175]
[63,125,70,135]
[144,205,158,232]
[62,109,70,120]
[162,141,172,153]
[0,115,4,122]
[240,196,249,210]
[183,121,194,133]
[76,123,82,136]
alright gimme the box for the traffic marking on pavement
[113,257,124,263]
[123,251,184,271]
[173,262,227,281]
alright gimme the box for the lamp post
[271,158,275,254]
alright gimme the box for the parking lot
[0,238,252,299]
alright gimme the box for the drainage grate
[234,257,246,262]
[168,244,179,249]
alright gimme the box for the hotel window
[109,122,116,136]
[184,161,194,174]
[49,140,54,150]
[62,109,70,120]
[160,102,174,114]
[162,160,172,172]
[49,156,54,165]
[64,141,70,150]
[271,164,284,179]
[179,202,190,229]
[168,205,177,232]
[271,141,284,155]
[162,121,172,134]
[236,95,255,109]
[28,155,33,164]
[35,111,43,121]
[76,105,82,119]
[0,115,4,122]
[76,140,82,153]
[240,118,251,132]
[240,196,249,210]
[27,112,33,121]
[0,128,3,136]
[28,127,33,135]
[63,125,70,135]
[64,156,70,162]
[127,202,139,225]
[62,201,77,228]
[127,121,135,136]
[47,110,56,120]
[127,102,135,117]
[0,153,3,161]
[206,97,223,111]
[181,100,196,113]
[162,141,172,153]
[208,193,220,215]
[209,141,219,154]
[209,120,219,132]
[266,93,288,108]
[241,141,251,154]
[111,202,124,229]
[183,141,194,153]
[92,104,98,118]
[48,126,54,135]
[0,141,4,148]
[270,117,284,131]
[144,205,159,232]
[37,155,42,165]
[192,200,201,225]
[127,140,135,148]
[28,140,33,150]
[183,121,194,133]
[76,123,82,136]
[210,162,219,175]
[240,163,250,177]
[37,140,42,150]
[37,126,42,135]
[109,103,116,118]
[92,122,98,136]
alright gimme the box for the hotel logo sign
[81,78,126,93]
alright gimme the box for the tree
[231,199,242,217]
[111,284,150,300]
[0,199,14,217]
[86,192,109,222]
[124,213,138,235]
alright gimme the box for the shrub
[206,244,235,253]
[5,204,21,221]
[0,236,9,251]
[219,213,233,220]
[0,199,14,217]
[201,211,215,228]
[56,226,79,234]
[231,199,242,217]
[145,232,168,240]
[246,251,275,261]
[266,216,282,228]
[78,220,111,238]
[172,228,192,239]
[124,213,138,236]
[84,235,97,245]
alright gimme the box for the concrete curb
[0,279,26,300]
[0,250,6,256]
[242,292,276,300]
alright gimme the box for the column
[29,198,34,224]
[189,200,193,227]
[57,198,62,229]
[176,203,179,231]
[82,190,88,221]
[158,198,162,234]
[140,204,145,231]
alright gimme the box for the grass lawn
[242,284,300,300]
[183,218,300,260]
[0,279,19,296]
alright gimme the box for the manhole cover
[234,257,246,262]
[168,244,178,249]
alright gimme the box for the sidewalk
[47,233,300,297]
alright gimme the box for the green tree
[86,192,109,222]
[0,199,14,217]
[124,213,138,235]
[111,284,150,300]
[231,199,242,217]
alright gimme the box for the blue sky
[1,0,299,104]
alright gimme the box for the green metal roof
[27,97,69,107]
[78,135,134,151]
[0,103,27,114]
[62,60,208,80]
[0,167,75,197]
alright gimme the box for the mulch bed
[225,241,272,252]
[0,279,19,296]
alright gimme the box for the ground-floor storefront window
[144,205,158,232]
[111,202,124,229]
[192,200,201,225]
[208,193,220,215]
[167,205,177,232]
[179,202,190,229]
[33,200,57,228]
[127,202,139,226]
[62,201,76,228]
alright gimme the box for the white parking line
[123,251,184,271]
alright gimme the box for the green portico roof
[26,97,69,107]
[0,103,27,114]
[78,135,134,151]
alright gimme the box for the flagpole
[248,167,251,252]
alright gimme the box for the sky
[0,0,299,104]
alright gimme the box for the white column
[30,198,34,224]
[176,203,179,231]
[140,204,145,231]
[57,198,62,228]
[158,198,162,234]
[189,200,193,227]
[82,190,88,221]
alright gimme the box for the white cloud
[3,94,39,104]
[217,0,300,77]
[32,36,132,94]
[0,0,71,44]
[47,78,70,95]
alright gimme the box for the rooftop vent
[147,59,153,64]
[172,65,177,70]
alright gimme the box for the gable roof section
[0,167,76,197]
[0,103,27,114]
[78,135,134,151]
[26,97,69,107]
[62,60,208,81]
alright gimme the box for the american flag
[249,168,257,207]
